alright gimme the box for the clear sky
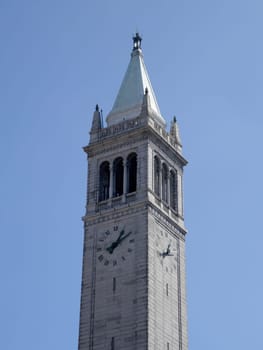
[1,0,263,349]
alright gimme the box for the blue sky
[1,0,263,349]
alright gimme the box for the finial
[91,104,102,137]
[141,86,151,116]
[133,32,142,51]
[100,109,104,128]
[170,116,182,152]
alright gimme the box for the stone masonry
[78,34,188,350]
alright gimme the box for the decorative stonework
[147,202,187,238]
[99,116,144,140]
[86,114,187,167]
[83,201,148,227]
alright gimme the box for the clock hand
[118,231,132,244]
[162,246,168,257]
[106,241,118,254]
[162,244,174,258]
[116,229,125,243]
[106,229,125,254]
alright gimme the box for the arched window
[170,170,178,212]
[99,161,110,201]
[113,157,124,197]
[154,156,160,196]
[162,163,168,203]
[127,153,137,193]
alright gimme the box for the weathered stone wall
[147,208,188,350]
[79,205,149,349]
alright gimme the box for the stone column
[159,162,162,199]
[122,160,127,203]
[167,169,171,206]
[177,173,183,217]
[109,163,113,199]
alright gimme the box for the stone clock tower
[78,34,188,350]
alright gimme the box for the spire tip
[133,32,142,51]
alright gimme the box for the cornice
[82,200,148,227]
[84,128,148,158]
[82,199,187,239]
[84,115,187,167]
[147,124,188,167]
[84,116,147,153]
[147,201,187,239]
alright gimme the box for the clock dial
[155,230,177,270]
[96,226,135,267]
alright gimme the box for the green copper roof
[106,37,166,127]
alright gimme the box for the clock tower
[78,34,188,350]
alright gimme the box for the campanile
[78,33,188,350]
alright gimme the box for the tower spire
[106,34,166,127]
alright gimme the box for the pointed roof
[106,33,166,127]
[91,104,102,131]
[170,116,182,153]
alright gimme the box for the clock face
[96,225,135,267]
[155,230,177,272]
